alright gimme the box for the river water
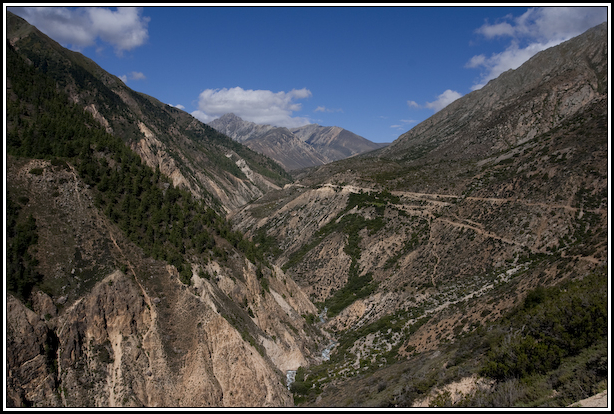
[286,340,338,390]
[286,369,296,390]
[286,307,337,391]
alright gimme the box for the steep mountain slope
[6,156,323,407]
[209,113,386,171]
[6,11,330,408]
[207,113,276,142]
[230,22,608,406]
[383,21,607,165]
[5,10,608,409]
[209,113,330,170]
[239,127,331,171]
[7,12,291,214]
[291,124,388,162]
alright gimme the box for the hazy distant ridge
[209,113,387,171]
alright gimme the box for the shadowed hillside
[5,11,608,408]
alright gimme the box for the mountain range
[209,113,388,171]
[5,10,608,409]
[6,11,293,216]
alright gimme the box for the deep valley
[5,11,608,408]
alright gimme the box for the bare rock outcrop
[31,267,298,407]
[5,154,323,407]
[6,295,60,407]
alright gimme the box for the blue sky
[6,5,609,143]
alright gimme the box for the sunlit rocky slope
[6,11,327,407]
[5,10,608,408]
[209,113,387,171]
[230,22,608,406]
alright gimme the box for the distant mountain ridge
[207,113,276,142]
[230,21,608,407]
[209,113,387,171]
[5,8,607,409]
[5,11,292,214]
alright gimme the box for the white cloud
[172,104,185,110]
[119,71,146,84]
[391,119,417,130]
[468,6,607,90]
[191,87,313,128]
[8,6,149,55]
[425,90,462,112]
[465,54,486,69]
[476,7,607,43]
[477,21,515,38]
[314,106,343,113]
[129,71,146,80]
[406,91,461,114]
[407,100,421,109]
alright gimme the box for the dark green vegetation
[6,196,42,303]
[284,190,408,316]
[7,11,291,207]
[480,269,607,382]
[6,41,272,299]
[294,265,607,407]
[458,267,607,407]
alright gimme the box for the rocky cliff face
[6,155,327,407]
[128,119,282,213]
[237,127,330,171]
[209,113,328,171]
[291,124,388,161]
[208,113,276,143]
[7,294,60,407]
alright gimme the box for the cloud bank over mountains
[191,87,313,128]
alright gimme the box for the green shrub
[480,269,607,381]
